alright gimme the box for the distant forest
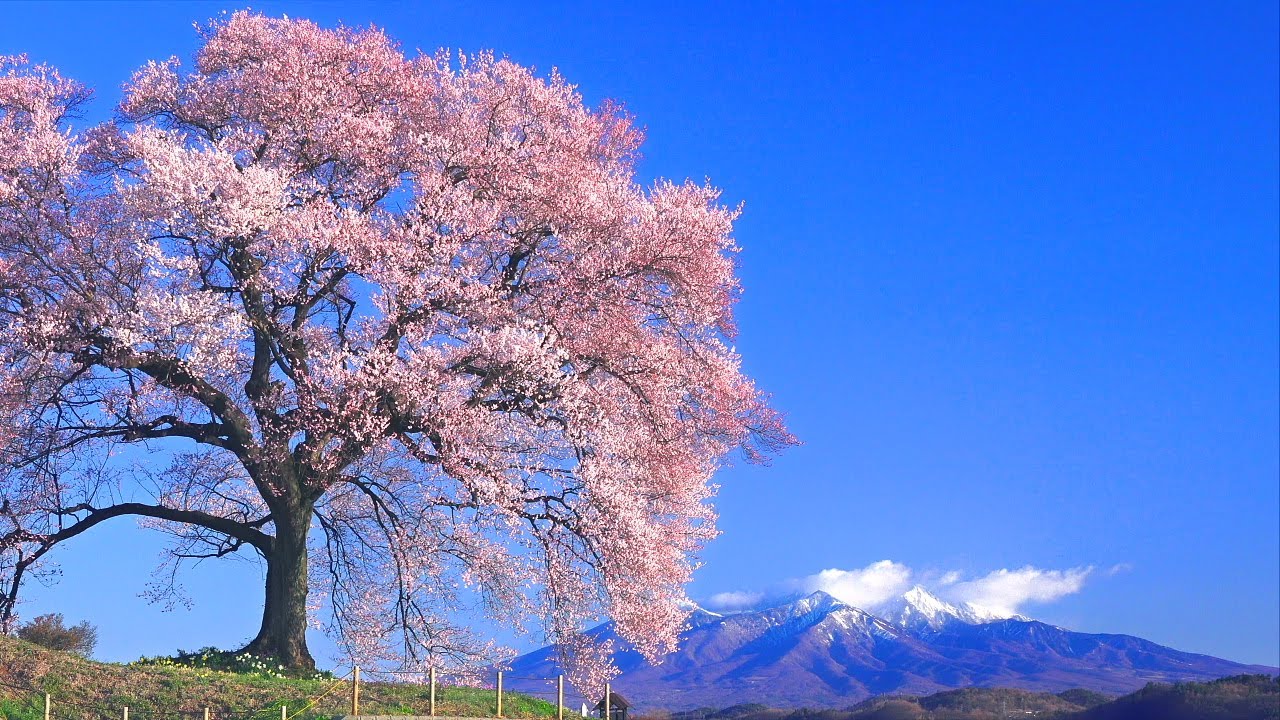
[642,674,1280,720]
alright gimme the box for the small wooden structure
[593,691,631,720]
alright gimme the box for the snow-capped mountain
[503,590,1277,711]
[877,585,1025,632]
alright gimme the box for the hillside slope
[0,635,561,720]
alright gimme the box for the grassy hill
[0,635,568,720]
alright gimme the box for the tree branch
[51,502,274,554]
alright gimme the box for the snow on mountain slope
[955,600,1029,624]
[878,586,1027,632]
[503,590,1277,711]
[878,586,966,631]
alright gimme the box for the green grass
[0,636,576,720]
[0,695,44,720]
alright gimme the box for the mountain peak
[776,590,847,618]
[880,585,1031,630]
[679,598,723,617]
[802,589,843,605]
[902,585,950,610]
[881,585,966,631]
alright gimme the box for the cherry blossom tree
[0,13,791,687]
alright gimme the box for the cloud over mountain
[788,561,913,608]
[705,590,765,611]
[704,560,1099,617]
[945,565,1093,617]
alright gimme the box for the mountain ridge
[506,589,1277,710]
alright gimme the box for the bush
[17,613,97,657]
[133,646,333,681]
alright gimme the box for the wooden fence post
[43,693,49,720]
[204,708,210,720]
[123,706,128,720]
[495,670,503,717]
[281,705,286,720]
[557,676,564,720]
[351,665,360,717]
[428,667,436,717]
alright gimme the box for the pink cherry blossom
[0,14,792,695]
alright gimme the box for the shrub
[133,647,333,681]
[17,613,97,657]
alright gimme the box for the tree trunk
[241,505,315,670]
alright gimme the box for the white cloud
[937,570,963,586]
[1106,563,1133,577]
[705,590,765,612]
[702,561,1100,618]
[941,565,1094,617]
[787,560,914,609]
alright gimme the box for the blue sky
[2,1,1276,667]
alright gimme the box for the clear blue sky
[2,1,1276,668]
